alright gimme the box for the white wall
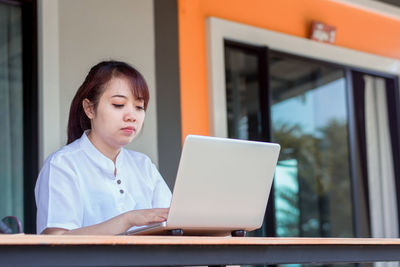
[39,0,159,165]
[38,0,60,165]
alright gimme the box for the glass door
[269,52,354,237]
[0,1,24,227]
[0,0,38,233]
[225,42,356,238]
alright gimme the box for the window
[225,41,267,142]
[209,17,400,241]
[270,52,353,237]
[0,0,24,229]
[224,40,400,238]
[352,71,400,238]
[0,0,38,233]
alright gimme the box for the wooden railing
[1,235,400,266]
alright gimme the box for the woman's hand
[41,208,169,235]
[127,208,169,227]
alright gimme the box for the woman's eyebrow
[111,95,127,99]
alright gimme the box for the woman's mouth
[121,126,135,134]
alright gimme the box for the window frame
[22,0,38,234]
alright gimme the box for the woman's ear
[82,99,95,119]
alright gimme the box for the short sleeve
[150,163,172,208]
[35,157,83,234]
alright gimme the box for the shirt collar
[79,131,125,179]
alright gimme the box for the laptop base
[164,229,245,236]
[168,229,184,236]
[124,224,249,236]
[231,230,246,237]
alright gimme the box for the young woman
[35,61,172,235]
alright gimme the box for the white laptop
[123,135,280,236]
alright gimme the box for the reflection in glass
[275,159,300,237]
[270,53,354,237]
[225,43,355,239]
[225,44,263,141]
[0,3,24,226]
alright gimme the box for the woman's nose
[124,107,136,122]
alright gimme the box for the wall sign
[310,21,336,44]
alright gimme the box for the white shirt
[35,132,172,234]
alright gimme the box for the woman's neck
[86,131,121,163]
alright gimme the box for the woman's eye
[113,104,124,108]
[136,106,145,111]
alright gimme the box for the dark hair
[67,60,150,144]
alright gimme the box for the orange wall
[178,0,400,141]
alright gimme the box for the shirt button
[120,189,124,194]
[117,179,121,184]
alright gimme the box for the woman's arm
[42,208,169,235]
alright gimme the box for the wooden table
[1,235,400,266]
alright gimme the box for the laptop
[123,135,280,236]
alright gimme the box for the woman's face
[84,76,146,151]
